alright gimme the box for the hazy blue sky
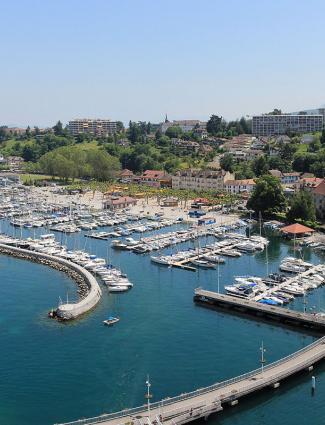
[1,0,325,127]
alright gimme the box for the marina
[2,185,325,425]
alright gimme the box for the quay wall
[0,243,102,320]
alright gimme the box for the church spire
[165,113,169,123]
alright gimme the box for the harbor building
[68,119,118,136]
[252,114,323,136]
[172,169,233,191]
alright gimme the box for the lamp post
[145,375,152,417]
[260,341,266,376]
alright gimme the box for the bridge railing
[55,336,325,425]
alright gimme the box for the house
[118,169,134,182]
[281,172,300,185]
[224,179,256,194]
[140,169,170,187]
[161,197,179,207]
[300,177,323,192]
[171,139,200,152]
[269,169,283,179]
[269,170,300,185]
[313,179,325,219]
[103,196,137,210]
[172,169,234,191]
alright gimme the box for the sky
[1,0,325,127]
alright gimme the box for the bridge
[56,304,325,425]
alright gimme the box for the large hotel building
[68,119,117,136]
[252,114,323,136]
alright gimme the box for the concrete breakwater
[0,243,102,320]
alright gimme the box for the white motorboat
[108,285,130,293]
[191,259,216,269]
[202,254,225,264]
[150,256,172,266]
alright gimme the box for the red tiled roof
[280,223,315,234]
[313,179,325,196]
[142,170,165,179]
[119,169,134,176]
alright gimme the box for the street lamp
[260,341,266,376]
[145,375,152,417]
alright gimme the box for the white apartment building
[252,114,323,136]
[68,119,117,136]
[172,169,234,191]
[224,179,256,194]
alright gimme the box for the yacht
[151,256,172,266]
[191,259,216,269]
[202,254,225,264]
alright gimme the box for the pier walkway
[194,288,325,331]
[165,242,242,272]
[56,308,325,425]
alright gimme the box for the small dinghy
[103,316,120,326]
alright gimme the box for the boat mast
[217,258,220,293]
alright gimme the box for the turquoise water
[1,223,325,425]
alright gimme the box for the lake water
[0,222,325,425]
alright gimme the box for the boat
[258,298,278,306]
[150,256,172,266]
[103,316,120,326]
[279,262,306,273]
[202,254,225,264]
[108,285,130,293]
[191,259,216,269]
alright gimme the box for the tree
[321,126,325,145]
[0,126,8,141]
[247,175,286,215]
[53,120,63,136]
[207,115,222,135]
[239,117,251,134]
[26,126,31,138]
[116,121,124,133]
[165,126,183,138]
[253,155,268,176]
[286,191,316,223]
[220,153,234,172]
[279,142,297,162]
[268,108,282,115]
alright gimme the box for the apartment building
[224,179,256,194]
[68,119,117,136]
[252,115,323,136]
[172,169,234,191]
[269,170,300,186]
